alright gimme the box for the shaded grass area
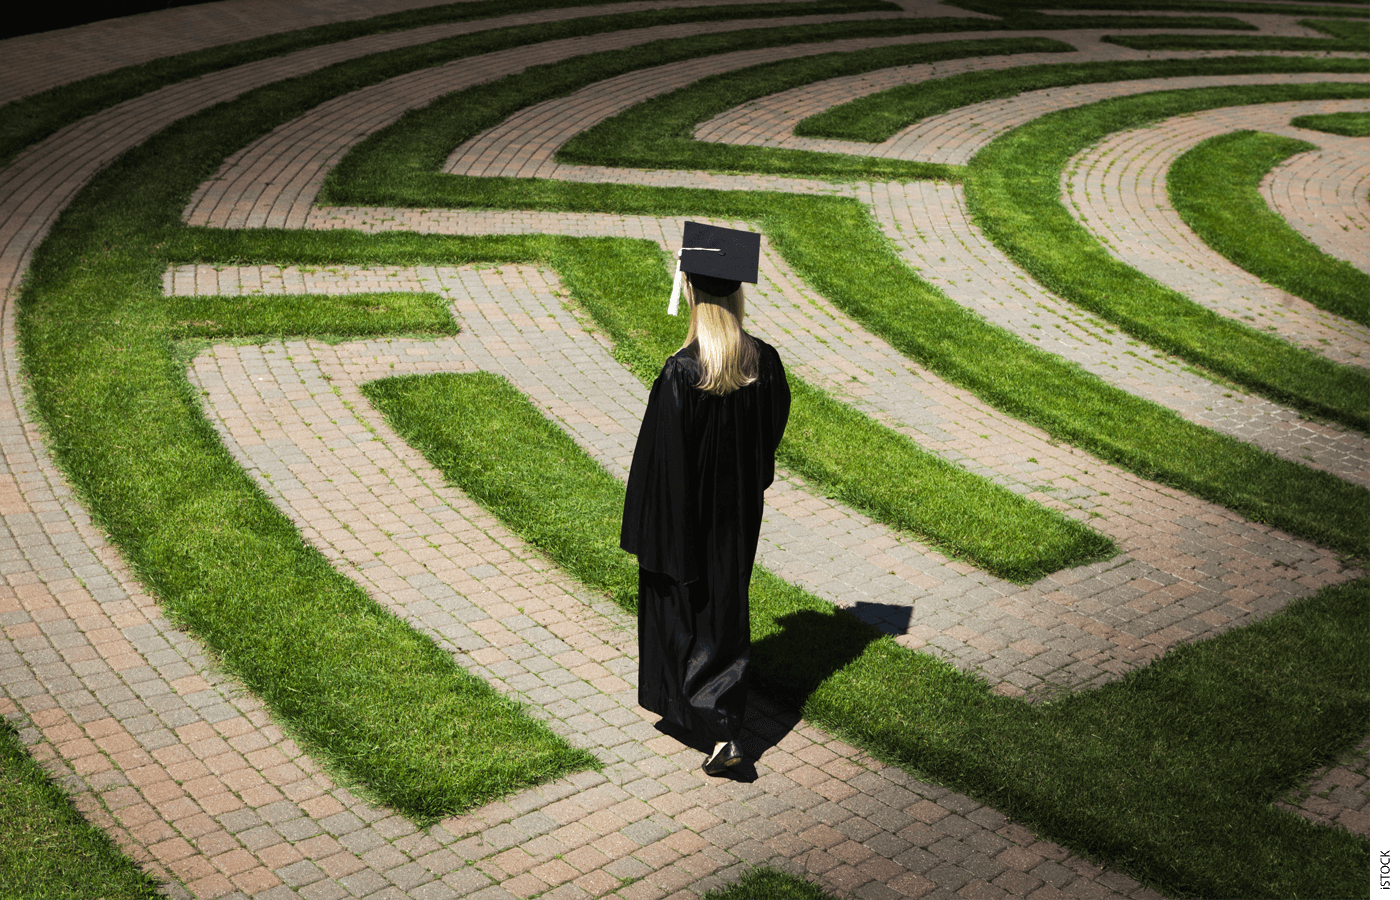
[166,290,457,339]
[702,866,837,899]
[368,370,1368,900]
[1292,109,1368,137]
[555,37,1075,181]
[0,0,901,168]
[20,128,599,823]
[177,229,1111,582]
[794,56,1369,143]
[0,720,164,899]
[1168,129,1368,326]
[965,82,1369,429]
[1106,17,1368,50]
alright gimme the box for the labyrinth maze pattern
[0,1,1369,898]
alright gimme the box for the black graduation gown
[620,339,790,743]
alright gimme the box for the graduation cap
[667,221,761,315]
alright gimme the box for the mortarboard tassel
[668,246,724,315]
[668,250,684,316]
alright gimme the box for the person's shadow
[654,601,909,780]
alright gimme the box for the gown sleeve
[765,346,791,488]
[621,358,698,584]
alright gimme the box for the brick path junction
[0,1,1374,898]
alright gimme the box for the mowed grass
[5,3,1371,895]
[1292,110,1368,137]
[1168,129,1368,326]
[556,37,1076,181]
[368,370,1368,900]
[794,56,1369,143]
[1105,17,1368,50]
[703,867,837,899]
[0,0,900,167]
[166,289,457,340]
[965,82,1369,429]
[0,721,164,900]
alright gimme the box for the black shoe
[702,741,742,776]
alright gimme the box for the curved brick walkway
[1260,132,1370,273]
[184,33,1369,482]
[1063,98,1369,365]
[693,54,1368,163]
[0,2,1370,898]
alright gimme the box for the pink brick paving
[182,25,1369,483]
[858,179,1368,486]
[0,0,849,299]
[1260,134,1370,273]
[692,45,1367,163]
[0,1,1370,897]
[1063,98,1369,365]
[169,246,1354,697]
[0,0,864,104]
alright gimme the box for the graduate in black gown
[621,222,790,776]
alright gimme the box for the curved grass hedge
[1168,129,1368,326]
[964,82,1369,429]
[792,56,1368,143]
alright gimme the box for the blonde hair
[682,278,759,395]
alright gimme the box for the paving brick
[0,6,1367,900]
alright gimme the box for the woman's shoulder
[749,335,784,370]
[660,345,702,382]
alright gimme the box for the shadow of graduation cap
[667,221,762,315]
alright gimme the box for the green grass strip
[1169,130,1368,326]
[1292,110,1368,137]
[368,370,1368,899]
[951,0,1366,17]
[166,290,457,340]
[1106,17,1368,50]
[0,0,901,168]
[0,721,164,899]
[703,867,837,899]
[176,229,1111,582]
[16,12,1368,831]
[964,82,1369,429]
[795,56,1368,142]
[556,37,1074,181]
[21,144,598,824]
[545,235,1115,582]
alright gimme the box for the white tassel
[667,246,722,315]
[667,250,684,316]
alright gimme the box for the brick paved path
[0,1,1369,898]
[1260,131,1370,274]
[187,38,1368,483]
[1063,99,1369,365]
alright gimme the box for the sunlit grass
[370,370,1368,899]
[1169,129,1368,325]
